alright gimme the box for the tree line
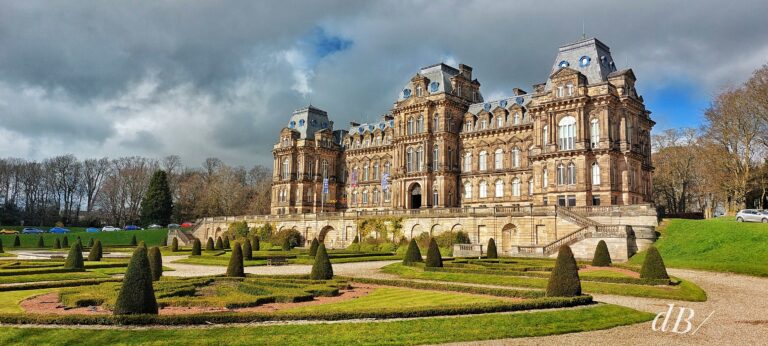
[0,155,272,227]
[653,64,768,215]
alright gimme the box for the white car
[735,209,768,223]
[147,224,163,229]
[101,226,121,232]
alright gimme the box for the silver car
[735,209,768,223]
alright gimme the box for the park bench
[267,256,288,266]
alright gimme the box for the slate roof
[396,63,470,101]
[285,105,333,140]
[544,37,618,90]
[467,94,532,115]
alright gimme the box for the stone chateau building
[270,37,654,216]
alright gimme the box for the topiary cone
[640,246,669,280]
[309,238,320,257]
[215,237,223,250]
[223,236,231,249]
[54,238,61,249]
[161,237,167,247]
[0,238,3,253]
[191,238,202,256]
[310,244,333,280]
[487,238,498,259]
[148,246,163,281]
[546,245,582,297]
[425,238,443,268]
[64,243,84,270]
[226,242,245,277]
[591,240,612,267]
[243,238,253,260]
[113,246,158,315]
[252,236,260,251]
[130,235,137,246]
[282,238,291,251]
[352,235,359,244]
[171,237,179,252]
[61,236,68,247]
[37,235,44,248]
[88,238,94,247]
[206,237,215,251]
[403,239,423,265]
[13,235,20,247]
[88,239,103,261]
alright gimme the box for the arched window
[497,114,504,127]
[568,162,576,185]
[494,148,503,170]
[417,146,424,171]
[407,117,414,135]
[494,180,504,197]
[512,147,520,168]
[543,168,549,188]
[464,182,472,199]
[528,178,534,195]
[592,162,601,185]
[479,181,488,198]
[417,115,424,133]
[447,148,453,168]
[407,148,413,172]
[384,161,391,175]
[542,125,549,147]
[433,189,439,206]
[373,162,379,179]
[433,145,439,170]
[363,163,369,181]
[282,158,290,180]
[557,163,565,185]
[322,160,328,179]
[512,178,521,197]
[479,151,488,171]
[433,114,439,131]
[590,118,600,148]
[558,116,576,150]
[353,190,358,206]
[373,189,379,204]
[362,190,368,204]
[464,152,472,172]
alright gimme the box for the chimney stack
[459,64,473,80]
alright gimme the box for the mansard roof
[544,37,619,90]
[467,94,532,115]
[396,62,475,101]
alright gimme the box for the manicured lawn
[281,287,506,314]
[0,271,108,284]
[383,263,706,301]
[0,229,168,248]
[0,289,53,313]
[579,269,633,278]
[628,218,768,277]
[0,304,653,345]
[175,251,399,266]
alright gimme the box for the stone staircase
[167,227,197,246]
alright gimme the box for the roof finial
[582,19,586,39]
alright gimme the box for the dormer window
[513,113,520,125]
[416,86,423,97]
[472,91,478,102]
[567,83,574,96]
[557,86,564,98]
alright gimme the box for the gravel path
[162,256,399,277]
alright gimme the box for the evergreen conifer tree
[309,238,320,257]
[148,246,163,281]
[252,236,260,251]
[191,238,202,256]
[223,236,230,249]
[62,236,68,247]
[88,239,103,261]
[130,235,137,246]
[242,238,253,260]
[425,238,443,267]
[486,238,498,259]
[310,244,333,280]
[0,238,3,253]
[54,237,61,249]
[37,235,44,248]
[215,236,223,249]
[88,237,94,247]
[13,235,20,247]
[352,235,359,244]
[139,170,173,226]
[64,243,84,270]
[226,242,245,277]
[640,246,669,280]
[113,246,158,315]
[591,240,612,267]
[282,237,291,251]
[546,245,582,297]
[206,237,215,250]
[403,239,423,265]
[171,237,179,252]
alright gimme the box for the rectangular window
[542,197,548,205]
[592,196,601,206]
[557,195,566,207]
[567,195,576,207]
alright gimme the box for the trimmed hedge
[487,238,498,259]
[64,243,84,270]
[403,239,422,265]
[223,237,231,250]
[546,245,582,297]
[252,236,260,251]
[37,235,45,248]
[242,239,253,261]
[130,235,137,246]
[114,246,158,315]
[310,244,333,280]
[215,237,224,250]
[591,240,612,267]
[87,239,103,261]
[191,238,202,256]
[149,246,163,281]
[425,238,443,268]
[13,235,20,247]
[226,242,245,277]
[640,246,669,280]
[308,238,319,257]
[0,278,122,292]
[343,277,546,299]
[88,238,94,247]
[171,237,179,252]
[0,267,85,276]
[54,238,61,249]
[62,236,68,247]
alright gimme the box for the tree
[282,237,291,251]
[148,246,163,281]
[352,235,359,244]
[129,234,137,246]
[36,235,44,248]
[0,238,3,253]
[403,239,422,265]
[546,245,582,297]
[140,170,174,226]
[13,235,20,247]
[487,238,498,259]
[226,242,245,277]
[54,237,61,249]
[640,246,669,280]
[591,240,612,267]
[171,237,179,252]
[206,237,215,250]
[242,238,253,260]
[113,246,158,315]
[88,239,103,261]
[223,236,230,249]
[64,243,84,270]
[88,237,94,247]
[252,236,260,251]
[62,236,68,247]
[425,238,443,268]
[309,238,320,257]
[191,238,202,256]
[215,236,223,250]
[310,244,333,280]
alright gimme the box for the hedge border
[0,267,86,277]
[0,278,122,292]
[428,265,671,286]
[340,276,545,299]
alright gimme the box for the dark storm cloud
[0,0,767,165]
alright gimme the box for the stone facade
[270,37,654,215]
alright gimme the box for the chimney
[512,88,527,96]
[350,121,360,127]
[459,64,473,79]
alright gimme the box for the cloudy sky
[1,0,767,167]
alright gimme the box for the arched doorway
[409,183,422,209]
[501,223,517,254]
[319,226,338,248]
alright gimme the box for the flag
[322,178,329,194]
[381,173,389,191]
[350,170,357,188]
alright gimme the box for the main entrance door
[410,183,422,209]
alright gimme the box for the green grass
[0,271,108,284]
[174,251,399,266]
[0,304,653,345]
[628,218,768,277]
[579,269,633,278]
[0,229,168,248]
[383,263,706,301]
[0,289,53,313]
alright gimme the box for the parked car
[49,227,70,234]
[147,224,162,229]
[124,225,142,231]
[736,209,768,223]
[86,227,101,233]
[168,223,181,229]
[101,226,121,232]
[0,229,19,234]
[181,222,193,228]
[21,227,44,234]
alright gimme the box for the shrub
[54,238,61,249]
[37,235,45,248]
[130,235,137,246]
[64,243,84,270]
[171,237,179,252]
[415,232,431,249]
[591,240,612,267]
[379,242,397,253]
[228,221,249,238]
[242,238,253,260]
[425,238,443,268]
[88,238,94,247]
[113,246,158,315]
[191,238,202,256]
[62,236,68,247]
[138,240,146,249]
[215,237,223,250]
[487,238,498,259]
[310,244,333,280]
[352,235,359,244]
[546,245,582,297]
[308,238,320,257]
[254,223,274,243]
[206,237,215,251]
[13,235,20,247]
[148,246,163,281]
[640,246,669,280]
[273,229,303,249]
[403,239,423,265]
[226,242,245,277]
[0,238,3,253]
[346,243,361,252]
[252,236,260,251]
[161,237,167,247]
[282,238,291,251]
[76,236,82,248]
[88,240,103,261]
[223,237,231,249]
